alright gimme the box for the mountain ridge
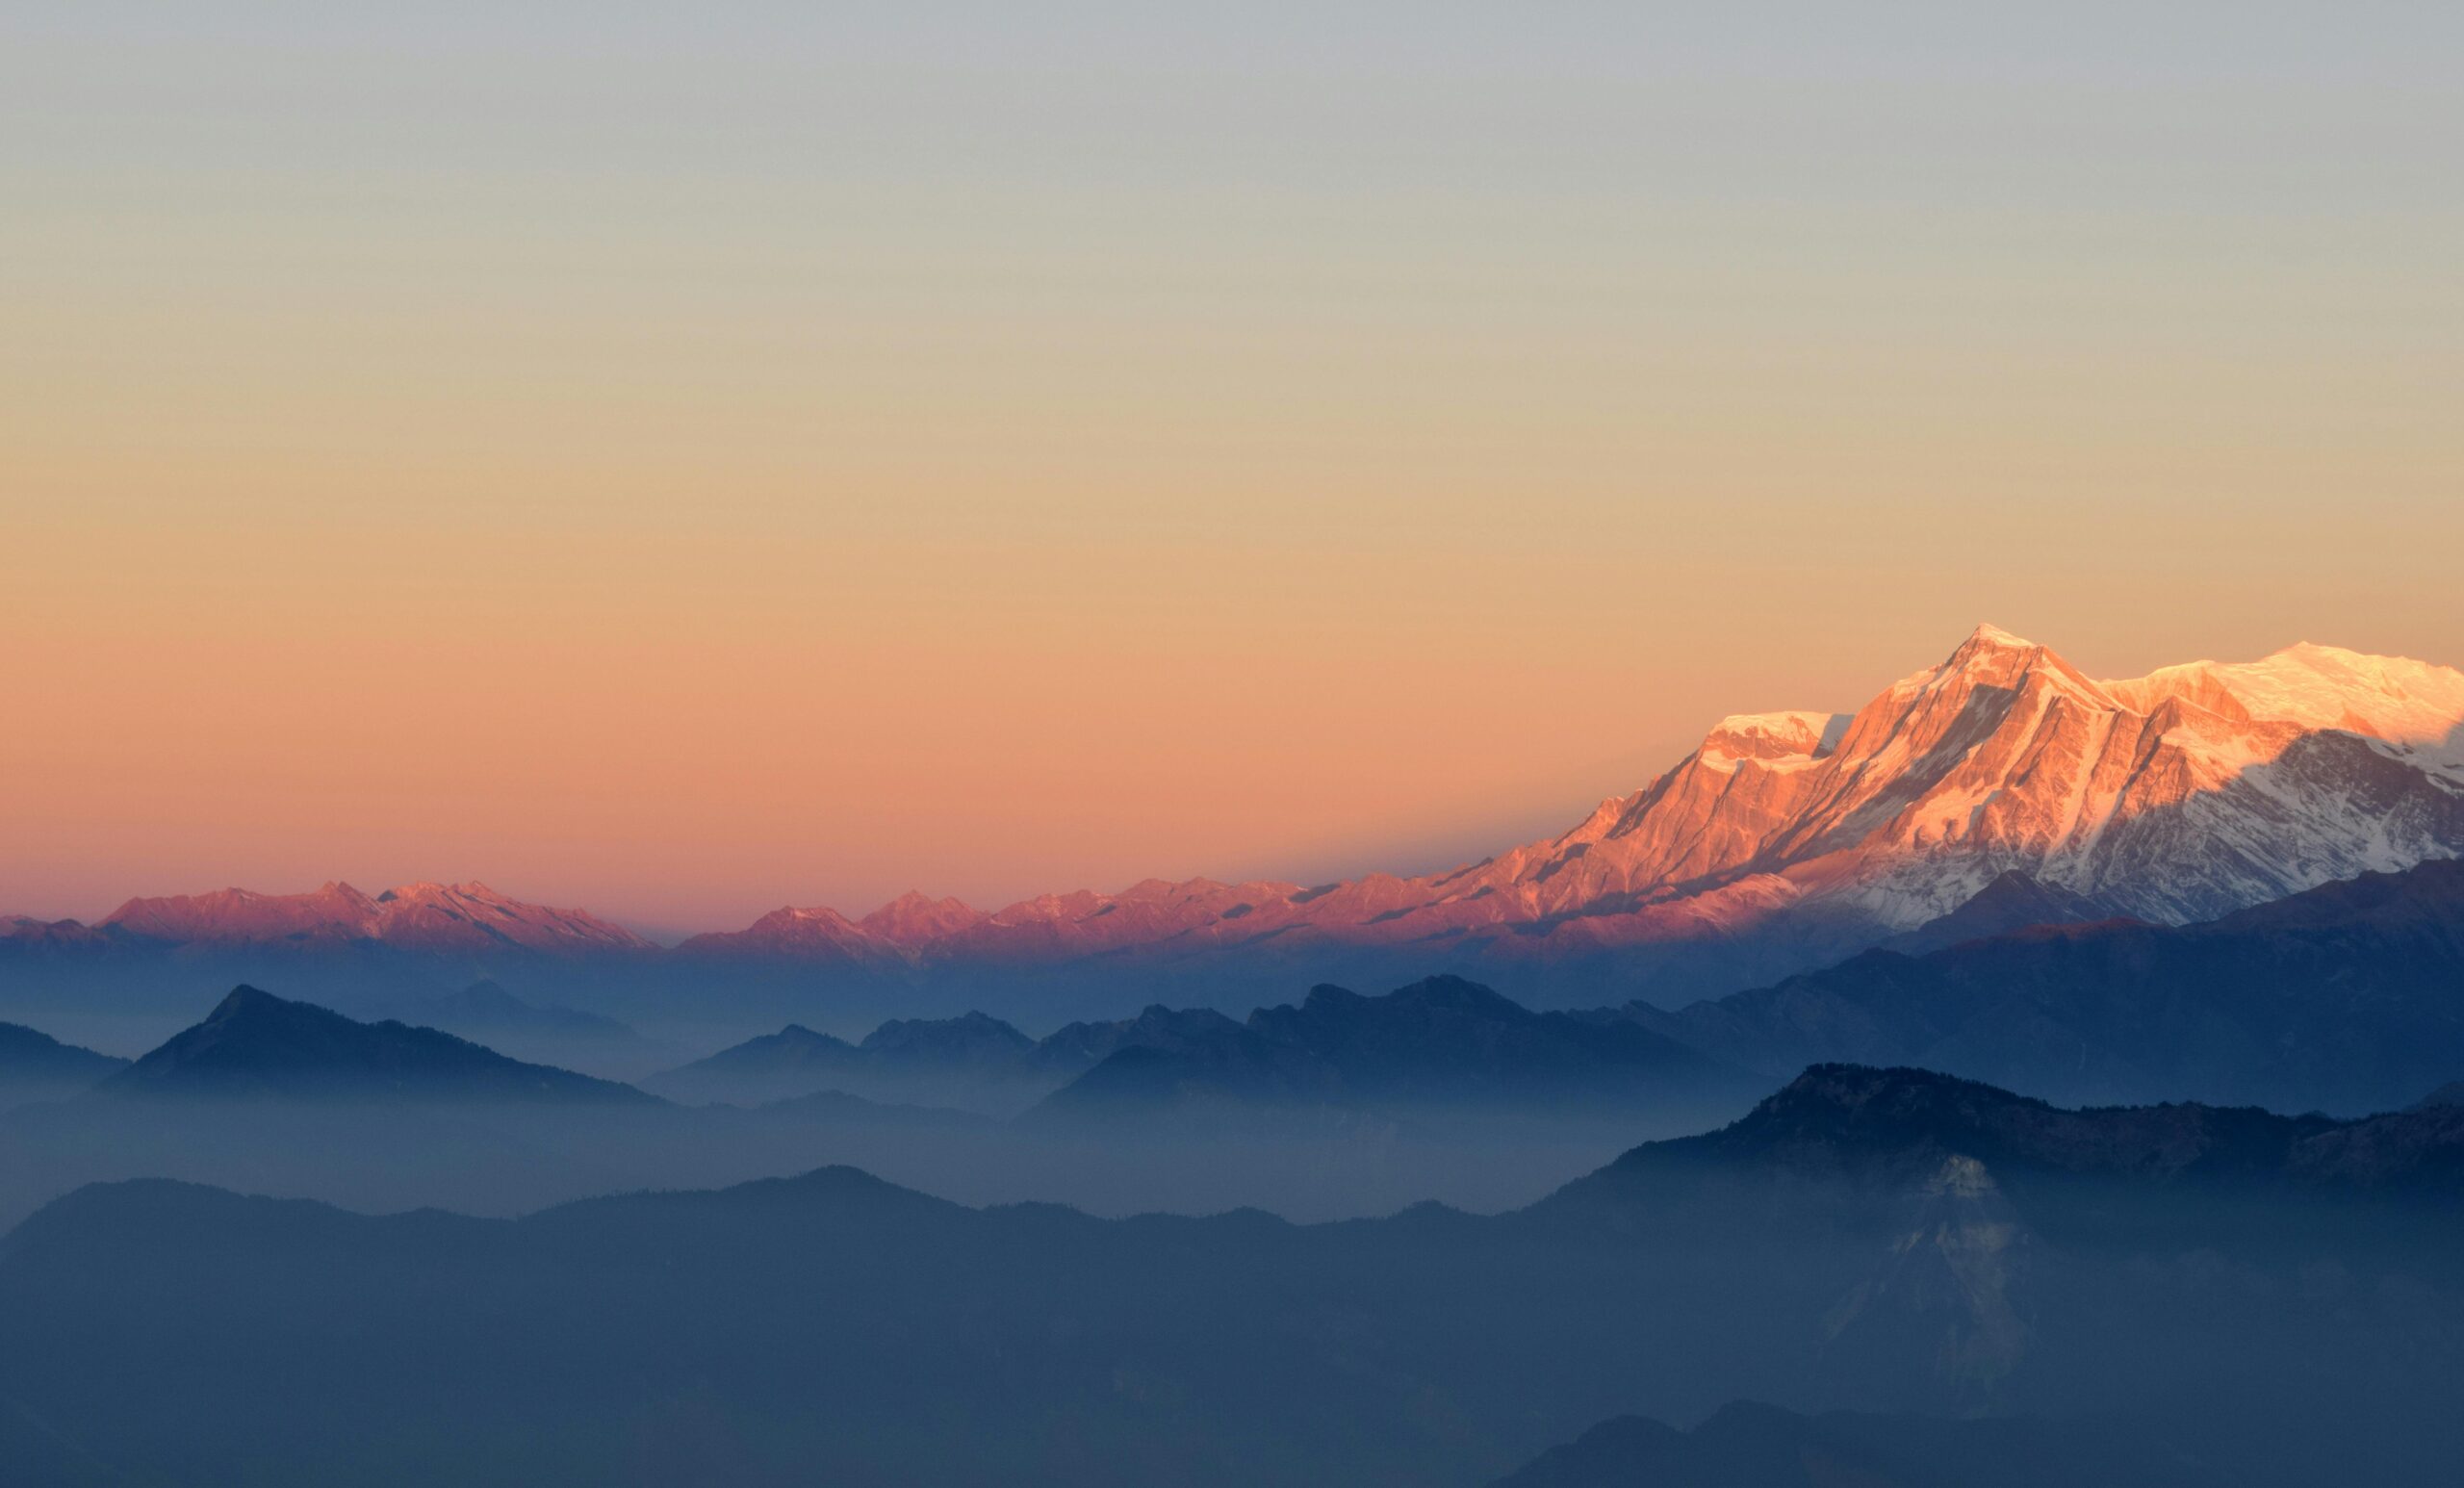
[12,629,2460,1007]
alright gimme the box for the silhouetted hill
[1627,859,2464,1114]
[95,987,658,1104]
[1039,975,1751,1119]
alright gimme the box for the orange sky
[4,5,2458,933]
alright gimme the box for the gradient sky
[3,3,2459,935]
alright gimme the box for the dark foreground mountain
[1628,859,2464,1114]
[0,1021,126,1108]
[95,986,657,1105]
[6,1065,2461,1488]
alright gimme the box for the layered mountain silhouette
[1624,858,2464,1114]
[649,979,1745,1118]
[11,629,2459,1013]
[8,1065,2463,1487]
[95,986,656,1104]
[60,845,2464,1123]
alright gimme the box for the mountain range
[661,856,2464,1120]
[24,849,2459,1127]
[87,878,652,954]
[9,628,2460,1014]
[1036,975,1747,1120]
[650,977,1752,1119]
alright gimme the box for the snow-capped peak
[2105,644,2464,746]
[1959,622,2038,652]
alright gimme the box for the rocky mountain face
[648,626,2464,996]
